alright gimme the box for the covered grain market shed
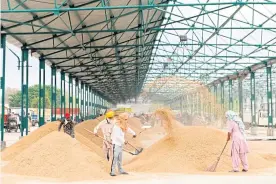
[1,0,276,147]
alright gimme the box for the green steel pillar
[266,65,274,136]
[21,47,29,136]
[85,85,88,119]
[1,34,6,146]
[214,85,218,103]
[88,87,92,119]
[92,91,95,118]
[100,95,102,113]
[81,82,84,120]
[238,78,243,120]
[221,82,225,109]
[96,93,99,116]
[229,79,233,110]
[75,79,80,122]
[207,87,211,117]
[51,66,57,121]
[38,57,45,127]
[69,75,73,119]
[87,86,89,118]
[250,72,257,135]
[60,71,65,119]
[94,92,96,117]
[197,92,200,115]
[186,94,189,114]
[82,84,85,119]
[192,94,195,114]
[95,92,98,116]
[180,96,183,115]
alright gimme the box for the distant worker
[58,113,75,138]
[110,113,136,176]
[226,110,249,172]
[94,110,115,161]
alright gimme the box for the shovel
[126,142,143,155]
[84,128,142,155]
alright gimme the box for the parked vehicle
[31,114,38,126]
[4,113,19,132]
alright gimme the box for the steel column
[85,85,88,119]
[229,79,233,110]
[51,66,57,121]
[60,71,65,119]
[75,79,80,122]
[81,82,84,120]
[89,87,92,119]
[250,72,257,135]
[38,58,45,127]
[92,90,95,118]
[69,75,73,119]
[266,65,274,136]
[238,78,243,120]
[214,85,218,103]
[21,47,29,136]
[0,34,6,145]
[221,82,225,109]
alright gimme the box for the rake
[206,141,228,172]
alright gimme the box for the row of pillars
[0,34,112,146]
[49,66,110,123]
[168,67,274,136]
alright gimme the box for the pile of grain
[1,122,59,161]
[2,131,107,181]
[75,117,106,157]
[126,126,274,173]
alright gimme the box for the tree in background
[8,85,61,108]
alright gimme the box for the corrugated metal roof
[1,0,168,103]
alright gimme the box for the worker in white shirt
[94,110,115,161]
[110,112,136,176]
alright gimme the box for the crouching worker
[58,113,75,138]
[94,110,115,161]
[110,113,136,176]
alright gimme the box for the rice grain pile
[1,122,59,161]
[2,131,108,181]
[75,117,106,157]
[126,108,275,173]
[126,126,274,173]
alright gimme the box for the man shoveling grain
[110,112,136,176]
[94,110,116,161]
[58,113,75,138]
[226,110,249,172]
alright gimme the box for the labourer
[226,110,249,172]
[94,110,115,161]
[58,113,75,138]
[110,113,136,176]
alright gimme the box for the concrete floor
[1,172,276,184]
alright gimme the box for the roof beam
[2,2,275,13]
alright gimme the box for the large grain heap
[126,109,275,173]
[1,122,59,161]
[2,131,107,181]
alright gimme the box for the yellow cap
[105,111,115,118]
